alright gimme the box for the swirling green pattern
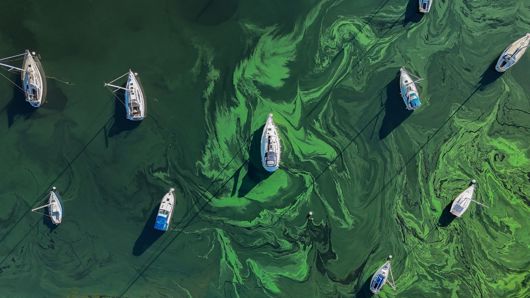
[0,0,528,297]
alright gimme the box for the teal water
[0,0,529,297]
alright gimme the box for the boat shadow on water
[438,201,457,227]
[403,0,423,25]
[132,204,165,256]
[42,212,59,232]
[3,87,36,127]
[479,60,503,89]
[237,125,272,198]
[379,77,413,140]
[107,91,141,137]
[42,80,68,111]
[355,276,374,298]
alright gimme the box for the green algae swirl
[0,0,528,297]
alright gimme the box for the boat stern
[27,98,42,108]
[418,0,431,13]
[409,96,422,110]
[449,208,463,217]
[449,201,466,217]
[403,92,421,110]
[154,214,169,231]
[370,273,386,294]
[126,114,145,121]
[495,57,509,73]
[262,164,280,172]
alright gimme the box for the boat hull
[125,70,146,121]
[48,189,63,225]
[370,261,391,294]
[495,34,530,72]
[419,0,432,13]
[260,113,281,172]
[399,68,421,110]
[154,188,175,231]
[450,184,476,217]
[21,50,46,108]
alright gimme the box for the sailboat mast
[104,83,128,91]
[470,199,489,208]
[31,203,52,212]
[0,61,24,72]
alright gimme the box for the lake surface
[0,0,528,297]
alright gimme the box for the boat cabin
[23,71,39,101]
[131,105,141,116]
[499,54,515,69]
[265,151,277,167]
[265,136,277,167]
[370,273,385,292]
[451,204,465,214]
[154,213,169,231]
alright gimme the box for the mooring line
[46,76,74,86]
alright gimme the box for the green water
[0,0,529,297]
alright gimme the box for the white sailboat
[104,69,146,121]
[399,67,422,110]
[260,113,281,172]
[495,33,530,72]
[418,0,433,13]
[370,255,397,294]
[31,187,63,225]
[450,180,487,217]
[0,50,46,107]
[154,188,175,231]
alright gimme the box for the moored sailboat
[0,50,47,107]
[104,69,146,121]
[450,180,487,217]
[260,113,281,172]
[154,188,175,231]
[370,255,397,294]
[22,50,47,107]
[495,33,530,72]
[31,186,63,225]
[399,67,422,110]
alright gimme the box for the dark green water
[0,0,529,297]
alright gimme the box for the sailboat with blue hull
[154,188,175,231]
[370,255,397,294]
[399,67,422,110]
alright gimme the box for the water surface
[0,0,528,297]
